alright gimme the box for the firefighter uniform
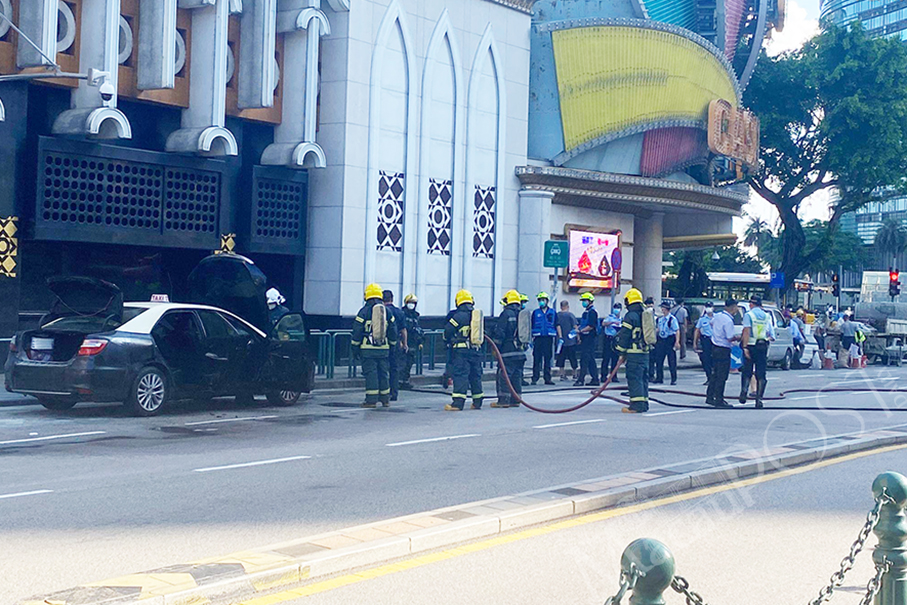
[492,290,525,408]
[615,289,651,414]
[351,284,398,408]
[399,294,423,389]
[443,290,485,411]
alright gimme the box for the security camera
[98,80,115,102]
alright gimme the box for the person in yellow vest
[351,283,398,408]
[443,290,485,411]
[740,294,775,408]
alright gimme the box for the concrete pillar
[633,212,664,302]
[517,189,554,298]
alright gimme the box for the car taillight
[77,339,108,356]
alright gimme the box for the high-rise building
[821,1,907,40]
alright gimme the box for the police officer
[615,288,650,414]
[693,302,714,386]
[531,291,557,385]
[574,292,600,387]
[398,294,423,390]
[740,294,775,408]
[654,301,680,385]
[493,289,525,408]
[351,283,398,408]
[601,302,622,383]
[444,290,484,411]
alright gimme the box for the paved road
[281,446,907,605]
[2,365,907,603]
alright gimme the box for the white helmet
[266,288,286,307]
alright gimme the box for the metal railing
[603,471,907,605]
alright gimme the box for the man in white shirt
[705,298,739,408]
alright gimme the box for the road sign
[544,240,569,269]
[770,272,785,289]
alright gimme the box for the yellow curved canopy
[552,26,739,153]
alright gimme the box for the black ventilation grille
[164,169,219,234]
[254,178,303,241]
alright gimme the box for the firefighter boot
[756,379,767,409]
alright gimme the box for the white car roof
[119,302,267,337]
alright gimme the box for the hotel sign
[708,99,760,169]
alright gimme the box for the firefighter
[615,288,651,414]
[351,283,398,408]
[493,289,525,408]
[443,289,485,411]
[398,294,423,390]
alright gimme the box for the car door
[266,313,315,393]
[195,310,244,394]
[768,310,791,362]
[150,311,207,396]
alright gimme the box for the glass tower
[820,1,907,40]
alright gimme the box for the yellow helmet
[520,293,529,303]
[624,288,643,306]
[455,289,474,306]
[364,283,383,301]
[580,292,595,303]
[404,293,418,305]
[504,289,522,305]
[536,291,550,300]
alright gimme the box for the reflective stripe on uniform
[365,390,379,395]
[452,392,466,398]
[379,389,390,395]
[472,393,484,399]
[355,316,365,323]
[630,397,648,402]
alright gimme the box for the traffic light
[832,273,840,298]
[890,269,901,298]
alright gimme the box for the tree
[743,215,772,250]
[745,24,907,293]
[873,218,907,269]
[750,220,867,275]
[664,245,764,298]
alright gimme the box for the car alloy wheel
[267,390,301,407]
[136,370,166,413]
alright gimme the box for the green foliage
[745,23,907,291]
[664,246,764,298]
[749,220,868,273]
[873,218,907,267]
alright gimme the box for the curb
[22,426,907,605]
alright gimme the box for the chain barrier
[603,563,642,605]
[671,575,710,605]
[859,559,891,605]
[808,488,894,605]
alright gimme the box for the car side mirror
[272,313,306,342]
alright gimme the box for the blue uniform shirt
[695,315,713,338]
[657,313,679,339]
[603,312,621,337]
[580,305,599,340]
[531,306,557,337]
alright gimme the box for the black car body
[4,255,315,415]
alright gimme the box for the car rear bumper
[6,358,129,402]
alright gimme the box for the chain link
[604,563,643,605]
[671,575,710,605]
[858,558,891,605]
[808,489,894,605]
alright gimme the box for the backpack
[517,308,532,347]
[369,304,387,346]
[470,308,485,347]
[641,309,657,347]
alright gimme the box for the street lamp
[711,250,720,261]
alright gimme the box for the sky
[736,0,823,238]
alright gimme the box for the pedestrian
[351,283,398,408]
[814,308,827,353]
[705,298,739,408]
[383,290,407,402]
[601,302,622,383]
[654,301,680,385]
[693,302,714,386]
[841,312,857,353]
[672,298,690,360]
[739,294,774,408]
[266,287,289,326]
[555,300,579,380]
[443,289,484,411]
[493,289,526,408]
[615,288,651,414]
[574,292,600,386]
[398,294,423,390]
[645,297,658,380]
[531,292,557,385]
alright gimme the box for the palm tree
[874,218,907,269]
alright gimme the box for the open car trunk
[187,254,270,333]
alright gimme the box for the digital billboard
[567,228,622,291]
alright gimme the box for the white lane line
[789,395,831,401]
[646,410,696,417]
[533,419,607,429]
[833,378,899,385]
[193,455,312,473]
[386,434,480,447]
[0,431,106,446]
[184,415,278,426]
[0,489,53,500]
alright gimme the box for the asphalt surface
[288,446,907,605]
[2,365,907,603]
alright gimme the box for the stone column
[517,189,554,299]
[632,212,664,302]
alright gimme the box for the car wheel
[781,349,792,371]
[267,390,301,407]
[37,396,77,411]
[127,367,169,416]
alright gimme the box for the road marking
[646,410,695,417]
[789,395,831,401]
[0,431,106,446]
[236,442,907,605]
[533,419,606,429]
[193,455,312,473]
[184,415,278,426]
[0,489,53,500]
[385,434,480,447]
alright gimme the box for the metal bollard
[873,472,907,605]
[621,538,675,605]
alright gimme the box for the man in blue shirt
[693,302,714,386]
[574,292,600,386]
[705,298,739,408]
[601,302,622,384]
[740,294,775,408]
[654,301,680,385]
[531,292,557,385]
